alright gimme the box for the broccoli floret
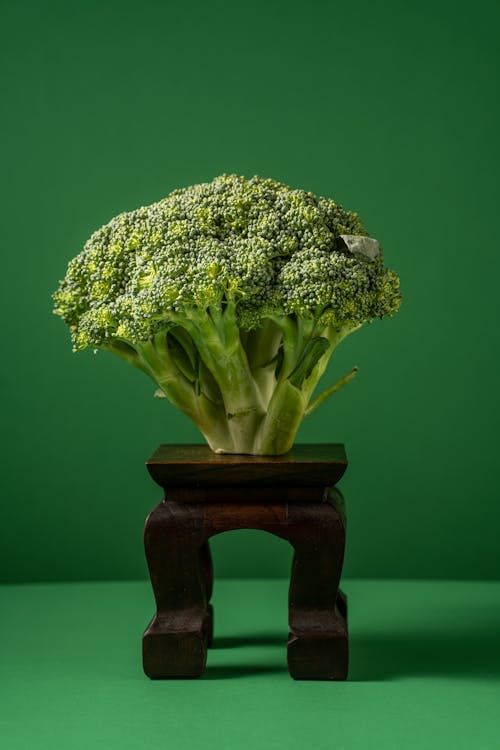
[53,174,401,455]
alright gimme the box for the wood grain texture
[142,446,348,681]
[146,443,347,488]
[165,485,327,504]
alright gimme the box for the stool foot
[287,630,348,680]
[143,614,207,678]
[287,591,348,680]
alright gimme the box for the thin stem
[304,366,358,417]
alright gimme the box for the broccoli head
[53,174,401,454]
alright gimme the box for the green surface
[1,0,500,582]
[1,578,499,749]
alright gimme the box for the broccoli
[53,174,401,455]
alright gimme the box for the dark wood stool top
[146,443,348,488]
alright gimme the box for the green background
[1,0,499,583]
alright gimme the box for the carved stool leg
[286,494,348,680]
[143,501,209,678]
[199,541,214,647]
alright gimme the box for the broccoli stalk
[105,308,359,454]
[53,174,401,455]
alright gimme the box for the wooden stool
[142,444,348,680]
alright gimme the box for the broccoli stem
[240,319,283,407]
[253,380,307,455]
[252,320,360,454]
[304,366,358,417]
[103,316,362,455]
[180,304,267,453]
[106,332,234,451]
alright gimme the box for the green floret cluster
[53,174,401,455]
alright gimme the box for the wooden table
[142,444,349,680]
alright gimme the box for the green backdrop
[1,0,499,583]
